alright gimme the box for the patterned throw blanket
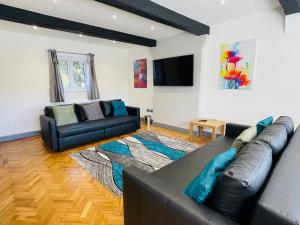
[70,132,200,197]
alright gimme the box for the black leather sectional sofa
[123,116,299,225]
[40,100,140,151]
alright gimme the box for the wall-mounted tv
[153,54,194,86]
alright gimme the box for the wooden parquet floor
[0,124,209,225]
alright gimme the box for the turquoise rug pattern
[70,132,200,197]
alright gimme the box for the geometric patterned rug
[70,131,200,197]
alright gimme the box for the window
[57,53,90,92]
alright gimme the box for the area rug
[70,131,200,197]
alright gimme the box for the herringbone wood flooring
[0,124,209,225]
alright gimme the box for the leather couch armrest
[126,106,140,129]
[123,166,237,225]
[126,106,140,117]
[40,115,59,151]
[226,123,250,138]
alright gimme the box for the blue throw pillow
[256,116,273,134]
[111,101,128,116]
[184,148,237,204]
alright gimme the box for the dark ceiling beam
[0,4,156,47]
[94,0,210,35]
[279,0,300,15]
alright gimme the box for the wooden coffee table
[189,119,226,141]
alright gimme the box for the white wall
[2,8,300,138]
[0,28,129,137]
[201,9,300,126]
[285,12,300,34]
[127,46,154,117]
[151,33,208,129]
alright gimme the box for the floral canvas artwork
[134,59,147,88]
[219,39,256,90]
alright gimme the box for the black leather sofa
[123,116,299,225]
[40,100,140,151]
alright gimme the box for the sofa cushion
[45,106,55,118]
[57,116,137,138]
[100,99,121,117]
[256,116,273,135]
[46,104,82,121]
[45,104,73,118]
[53,105,78,126]
[75,103,90,121]
[83,102,104,121]
[207,141,272,222]
[59,129,105,150]
[184,148,237,204]
[105,123,137,139]
[274,116,294,138]
[255,124,287,156]
[232,126,257,152]
[112,100,128,116]
[154,136,235,191]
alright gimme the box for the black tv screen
[153,55,194,86]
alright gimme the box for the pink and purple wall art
[134,59,147,88]
[219,39,256,90]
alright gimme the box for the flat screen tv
[153,54,194,86]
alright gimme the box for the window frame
[57,53,90,92]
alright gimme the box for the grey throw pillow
[82,102,104,121]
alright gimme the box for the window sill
[65,88,87,93]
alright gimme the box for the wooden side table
[189,119,226,141]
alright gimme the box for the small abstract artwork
[219,39,257,90]
[134,58,147,88]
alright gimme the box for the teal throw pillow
[256,116,273,134]
[184,148,237,204]
[52,105,78,126]
[111,101,128,116]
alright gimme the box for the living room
[0,0,299,224]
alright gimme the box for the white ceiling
[0,0,183,40]
[152,0,281,25]
[0,0,281,42]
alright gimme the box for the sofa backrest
[274,116,294,138]
[207,140,273,223]
[256,116,294,158]
[100,99,121,117]
[207,116,294,224]
[252,125,300,225]
[44,99,122,121]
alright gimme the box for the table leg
[221,125,226,136]
[189,123,194,141]
[212,127,216,141]
[198,126,203,137]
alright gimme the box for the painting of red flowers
[134,59,147,88]
[219,39,256,90]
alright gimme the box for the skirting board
[152,121,213,137]
[0,130,40,142]
[140,117,212,136]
